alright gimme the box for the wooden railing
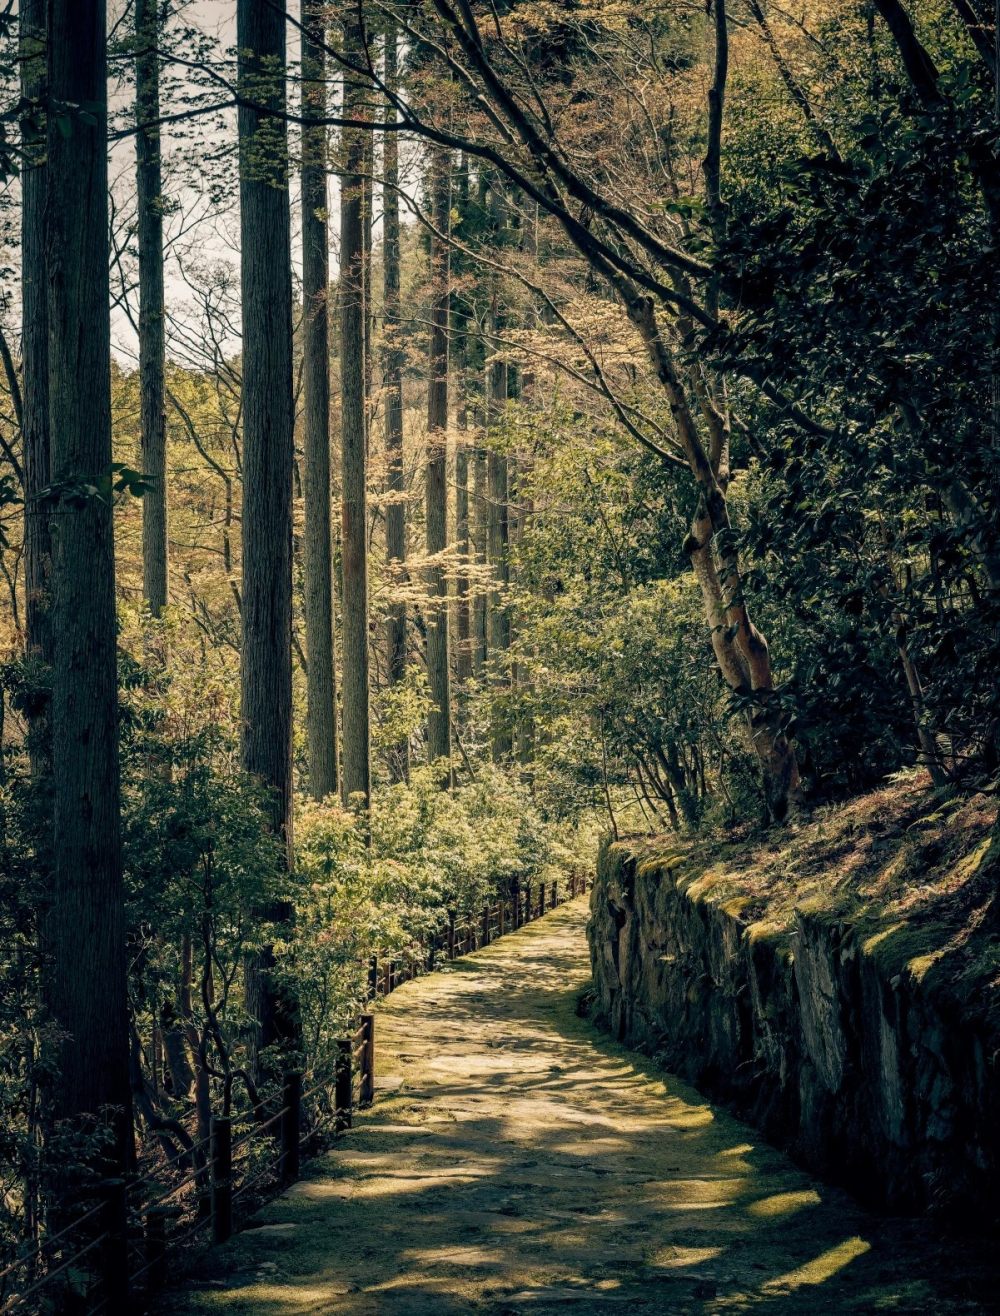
[0,870,590,1313]
[368,870,592,997]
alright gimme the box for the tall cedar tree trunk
[135,0,167,617]
[136,0,195,1098]
[339,13,372,808]
[471,170,491,676]
[301,0,339,800]
[455,401,472,682]
[237,0,297,1061]
[383,23,409,781]
[45,0,134,1197]
[453,154,473,686]
[425,145,452,772]
[487,303,512,762]
[362,143,374,454]
[515,208,538,768]
[472,432,488,673]
[20,0,51,773]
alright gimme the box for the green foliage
[717,10,1000,789]
[293,764,590,1074]
[41,462,152,509]
[0,736,45,1281]
[504,403,754,828]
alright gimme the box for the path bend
[169,898,997,1314]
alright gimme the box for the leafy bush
[292,764,594,1074]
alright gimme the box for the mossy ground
[163,900,997,1314]
[625,771,1000,1028]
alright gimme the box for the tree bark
[452,153,473,688]
[135,0,167,618]
[339,12,372,808]
[383,22,408,782]
[301,0,339,801]
[472,425,488,674]
[45,0,133,1182]
[486,307,512,762]
[425,144,452,773]
[20,0,51,773]
[455,399,472,684]
[237,0,296,1059]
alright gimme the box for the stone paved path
[170,898,998,1314]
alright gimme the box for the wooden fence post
[368,955,379,998]
[281,1071,302,1185]
[144,1206,170,1288]
[336,1037,354,1131]
[482,904,490,946]
[512,879,521,929]
[211,1116,233,1245]
[99,1178,129,1314]
[448,910,456,959]
[498,898,505,937]
[360,1013,375,1106]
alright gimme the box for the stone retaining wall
[587,841,999,1219]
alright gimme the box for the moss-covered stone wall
[587,840,1000,1220]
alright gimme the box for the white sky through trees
[0,1,421,370]
[106,0,415,367]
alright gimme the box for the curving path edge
[167,897,997,1314]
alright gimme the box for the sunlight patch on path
[164,900,997,1315]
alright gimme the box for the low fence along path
[169,897,996,1314]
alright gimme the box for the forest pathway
[169,898,997,1315]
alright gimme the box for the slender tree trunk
[135,0,167,618]
[894,608,948,784]
[45,0,134,1198]
[455,397,472,684]
[339,13,372,808]
[487,310,512,762]
[135,0,194,1097]
[383,23,408,782]
[20,0,51,772]
[237,0,296,1061]
[472,428,488,674]
[453,155,473,688]
[301,0,338,801]
[877,521,949,784]
[515,207,539,769]
[425,145,452,773]
[362,145,374,456]
[631,292,800,820]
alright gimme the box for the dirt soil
[166,898,999,1315]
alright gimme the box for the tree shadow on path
[165,902,1000,1316]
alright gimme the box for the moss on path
[167,899,997,1314]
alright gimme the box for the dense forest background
[0,0,998,1300]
